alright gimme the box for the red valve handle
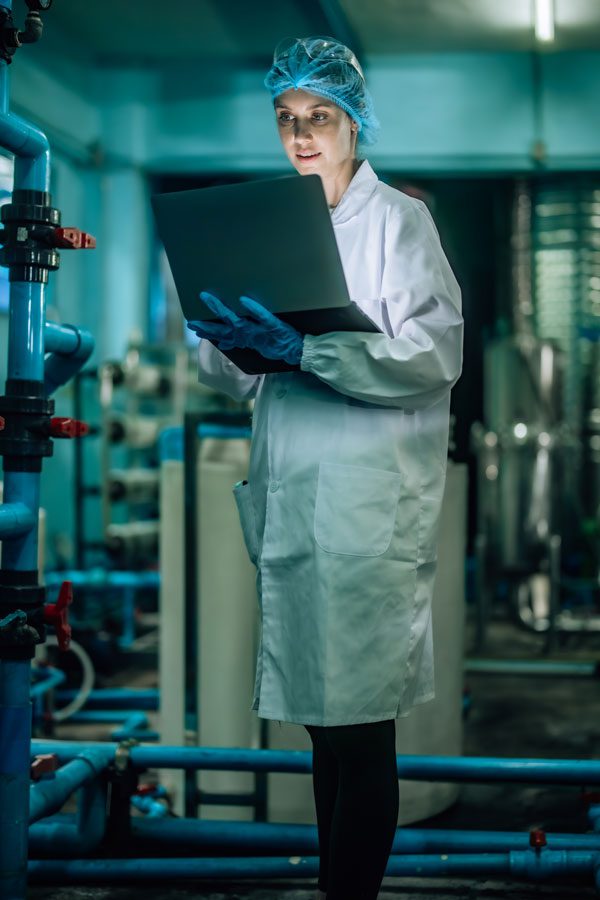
[44,581,73,651]
[50,417,90,439]
[0,416,4,431]
[53,227,96,249]
[529,828,547,849]
[30,753,59,781]
[136,782,159,796]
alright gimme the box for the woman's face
[274,88,357,179]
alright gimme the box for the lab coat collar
[330,159,379,225]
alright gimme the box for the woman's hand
[187,291,304,365]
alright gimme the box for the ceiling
[30,0,600,67]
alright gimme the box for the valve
[50,417,90,439]
[52,227,96,250]
[30,753,58,781]
[529,828,547,849]
[43,581,73,651]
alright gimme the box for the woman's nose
[294,120,313,141]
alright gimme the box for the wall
[2,46,599,565]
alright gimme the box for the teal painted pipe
[44,322,94,396]
[26,850,600,884]
[465,658,599,677]
[29,779,107,857]
[55,687,159,710]
[0,502,36,539]
[0,660,31,899]
[30,666,66,699]
[66,710,159,741]
[29,742,600,786]
[0,13,51,892]
[131,817,600,854]
[29,749,112,825]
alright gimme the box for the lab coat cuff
[300,334,318,372]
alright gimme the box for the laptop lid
[151,173,352,323]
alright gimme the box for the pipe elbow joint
[44,324,95,395]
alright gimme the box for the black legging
[304,719,399,900]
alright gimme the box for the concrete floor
[28,614,600,899]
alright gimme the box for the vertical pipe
[474,533,488,650]
[183,412,199,818]
[0,660,32,900]
[0,17,51,896]
[546,534,561,652]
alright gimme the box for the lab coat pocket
[314,462,403,557]
[233,480,259,566]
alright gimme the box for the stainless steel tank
[472,334,576,571]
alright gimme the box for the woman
[188,36,463,900]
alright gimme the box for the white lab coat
[197,160,463,726]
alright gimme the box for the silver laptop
[151,173,380,374]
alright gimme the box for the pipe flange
[114,739,138,773]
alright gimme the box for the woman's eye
[313,113,327,121]
[278,114,293,124]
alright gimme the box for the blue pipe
[0,660,32,899]
[131,794,169,818]
[589,804,600,832]
[29,778,107,857]
[45,569,160,590]
[26,850,600,884]
[0,502,36,539]
[465,658,599,677]
[29,748,112,825]
[29,742,600,785]
[44,322,94,396]
[0,21,51,894]
[131,816,600,854]
[30,666,66,699]
[55,688,159,710]
[66,709,159,741]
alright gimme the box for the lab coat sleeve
[300,203,464,410]
[197,338,262,402]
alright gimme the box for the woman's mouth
[296,151,321,162]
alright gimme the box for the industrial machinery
[471,180,600,645]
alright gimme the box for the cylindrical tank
[484,334,563,431]
[160,448,467,825]
[159,436,259,818]
[473,334,577,570]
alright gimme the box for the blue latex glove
[187,291,304,366]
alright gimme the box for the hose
[44,635,95,722]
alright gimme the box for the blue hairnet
[264,36,380,147]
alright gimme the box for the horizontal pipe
[27,850,599,884]
[0,501,35,539]
[45,569,160,589]
[29,779,107,857]
[29,749,112,824]
[30,667,66,699]
[66,710,159,741]
[465,659,599,677]
[131,817,600,854]
[30,741,600,785]
[131,795,169,818]
[55,688,159,710]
